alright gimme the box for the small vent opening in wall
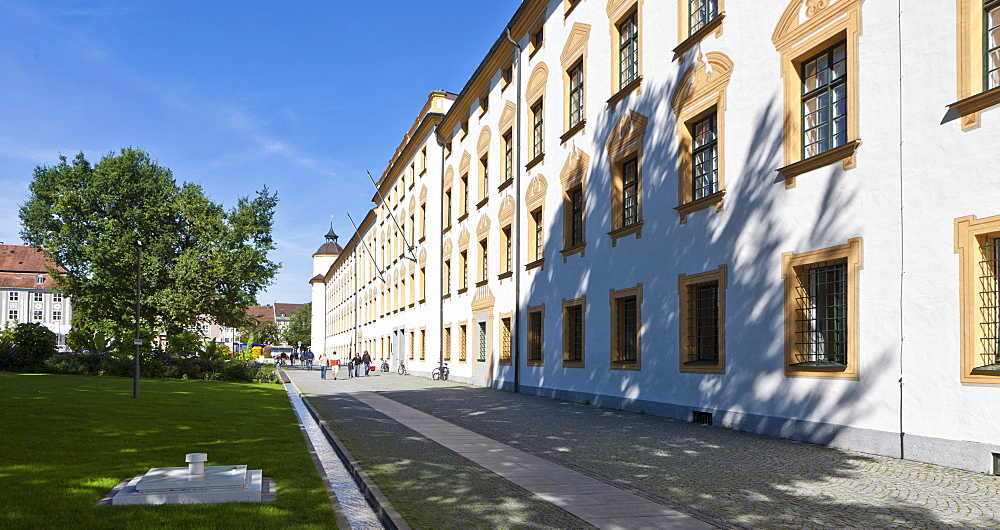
[692,411,713,426]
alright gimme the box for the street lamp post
[133,239,143,399]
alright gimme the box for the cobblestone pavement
[293,370,595,529]
[298,371,1000,529]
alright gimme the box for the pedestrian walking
[303,350,315,371]
[330,351,340,380]
[362,351,372,376]
[291,352,299,366]
[352,353,363,377]
[317,352,329,380]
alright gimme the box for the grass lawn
[0,373,337,529]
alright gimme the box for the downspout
[505,28,522,394]
[435,125,447,375]
[897,0,905,460]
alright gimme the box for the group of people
[314,351,373,380]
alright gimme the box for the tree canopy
[19,147,280,340]
[282,303,311,349]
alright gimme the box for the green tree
[19,148,280,341]
[0,323,58,372]
[282,303,311,350]
[239,318,281,349]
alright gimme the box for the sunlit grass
[0,373,336,529]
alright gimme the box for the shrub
[0,323,58,372]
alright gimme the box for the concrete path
[287,368,716,529]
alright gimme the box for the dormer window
[36,275,44,285]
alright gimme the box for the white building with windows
[313,0,1000,473]
[0,245,72,348]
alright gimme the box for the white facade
[314,0,1000,473]
[1,287,72,348]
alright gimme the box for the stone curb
[296,388,411,530]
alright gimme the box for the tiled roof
[273,303,305,319]
[246,305,275,323]
[314,241,343,256]
[0,271,59,290]
[0,245,65,273]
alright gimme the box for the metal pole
[133,239,143,399]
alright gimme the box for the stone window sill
[672,13,725,56]
[675,190,725,224]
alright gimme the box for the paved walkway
[286,368,1000,529]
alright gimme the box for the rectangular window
[503,226,513,273]
[687,283,719,364]
[503,130,513,183]
[802,42,847,159]
[563,301,584,364]
[570,186,584,247]
[421,147,427,172]
[9,292,18,301]
[689,0,719,35]
[53,293,62,302]
[479,239,488,283]
[532,101,544,159]
[52,310,62,321]
[459,324,467,362]
[420,329,425,360]
[33,292,43,302]
[614,296,638,363]
[410,331,415,360]
[568,61,584,128]
[478,321,487,362]
[692,114,718,200]
[33,310,42,321]
[461,174,469,216]
[622,158,639,227]
[531,209,543,262]
[792,261,848,366]
[783,239,860,378]
[444,259,452,294]
[444,190,452,228]
[989,0,1000,90]
[618,12,639,89]
[460,250,468,291]
[479,155,489,201]
[978,235,1000,368]
[420,266,426,300]
[444,326,451,361]
[527,307,543,363]
[7,310,16,321]
[500,316,512,364]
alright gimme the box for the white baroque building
[313,0,1000,473]
[0,244,72,348]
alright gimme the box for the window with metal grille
[444,190,452,227]
[478,321,487,362]
[460,324,468,362]
[420,330,426,360]
[570,187,584,247]
[444,259,451,294]
[619,12,639,89]
[420,267,426,299]
[689,0,718,35]
[532,101,544,159]
[503,226,512,273]
[528,310,543,362]
[802,42,847,158]
[569,62,584,128]
[978,236,1000,369]
[460,251,468,290]
[988,0,1000,90]
[444,327,451,361]
[793,260,848,366]
[501,317,512,362]
[614,296,638,362]
[564,304,583,362]
[410,331,416,360]
[622,158,639,227]
[503,130,513,182]
[532,209,543,261]
[685,282,719,364]
[692,114,718,201]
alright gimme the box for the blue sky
[0,0,521,305]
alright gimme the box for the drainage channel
[285,384,384,530]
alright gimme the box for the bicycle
[431,363,449,380]
[380,360,389,372]
[397,359,407,376]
